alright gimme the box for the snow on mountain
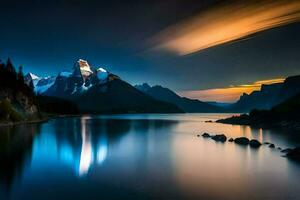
[74,59,94,80]
[27,59,113,96]
[24,73,40,86]
[28,73,40,80]
[35,76,56,94]
[59,71,72,77]
[96,67,108,82]
[24,59,183,113]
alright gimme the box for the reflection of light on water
[60,143,74,164]
[79,116,93,176]
[97,145,107,164]
[43,116,109,177]
[97,133,108,164]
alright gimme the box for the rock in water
[234,137,250,145]
[211,134,227,142]
[228,138,234,142]
[286,147,300,159]
[202,133,211,138]
[281,148,293,153]
[249,139,261,148]
[269,144,275,148]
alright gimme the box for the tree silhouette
[17,66,24,84]
[0,58,35,101]
[29,80,34,92]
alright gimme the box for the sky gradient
[1,0,300,102]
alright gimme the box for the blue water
[0,114,300,200]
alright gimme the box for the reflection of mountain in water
[0,115,179,199]
[55,117,178,176]
[32,116,110,176]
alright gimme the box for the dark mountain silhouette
[230,75,300,112]
[135,83,224,113]
[217,92,300,130]
[36,95,79,114]
[75,79,183,113]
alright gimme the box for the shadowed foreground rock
[211,134,227,142]
[269,144,275,148]
[234,137,250,145]
[281,148,293,153]
[286,147,300,159]
[249,139,261,148]
[202,133,211,138]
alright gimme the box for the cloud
[178,78,285,102]
[150,0,300,55]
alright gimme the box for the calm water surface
[1,114,300,200]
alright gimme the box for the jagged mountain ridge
[135,83,225,113]
[230,75,300,112]
[26,59,183,113]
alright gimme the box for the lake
[1,114,300,200]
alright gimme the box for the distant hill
[29,59,183,114]
[217,92,300,130]
[206,101,232,108]
[229,75,300,112]
[135,83,224,113]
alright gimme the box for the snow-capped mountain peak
[75,59,93,79]
[28,73,40,80]
[28,59,117,96]
[97,67,107,73]
[24,72,41,86]
[35,76,56,94]
[96,67,108,81]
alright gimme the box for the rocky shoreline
[216,115,300,131]
[0,113,82,127]
[197,132,300,160]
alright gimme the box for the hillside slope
[135,83,224,113]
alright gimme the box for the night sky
[1,0,300,102]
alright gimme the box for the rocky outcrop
[229,75,300,112]
[198,132,300,161]
[234,137,250,145]
[249,139,261,148]
[269,144,275,148]
[201,133,226,142]
[281,148,293,153]
[202,133,211,138]
[285,147,300,159]
[211,134,227,142]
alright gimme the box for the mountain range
[135,75,300,113]
[229,75,300,112]
[25,59,300,114]
[135,83,225,113]
[25,59,183,113]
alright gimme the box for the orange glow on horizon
[178,78,285,103]
[151,0,300,55]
